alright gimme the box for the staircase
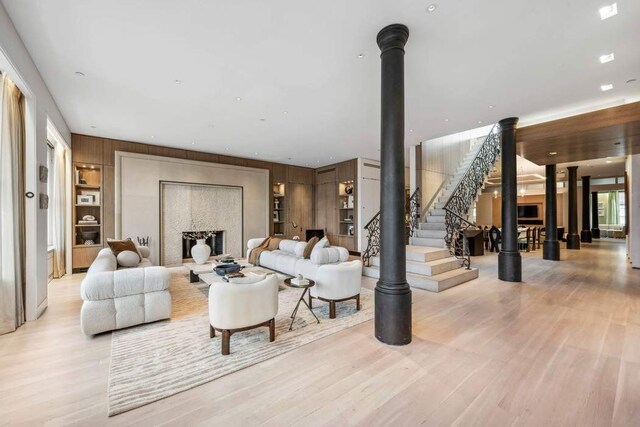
[362,124,502,293]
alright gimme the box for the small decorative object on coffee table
[284,275,319,330]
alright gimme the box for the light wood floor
[1,239,640,426]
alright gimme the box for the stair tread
[406,245,449,254]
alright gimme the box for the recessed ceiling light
[477,120,483,124]
[75,71,85,77]
[191,142,195,145]
[236,97,242,101]
[90,125,96,129]
[260,118,266,122]
[283,111,288,115]
[426,4,437,12]
[150,135,155,139]
[444,118,449,122]
[600,83,613,91]
[549,152,558,155]
[174,79,181,84]
[357,53,365,59]
[409,129,413,133]
[599,3,618,20]
[225,148,230,151]
[599,53,615,64]
[627,79,637,84]
[208,124,215,128]
[488,105,494,109]
[255,152,258,155]
[330,156,334,160]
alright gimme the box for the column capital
[567,165,578,171]
[377,24,409,54]
[582,175,591,180]
[498,117,519,130]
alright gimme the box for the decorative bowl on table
[217,257,235,264]
[213,263,242,276]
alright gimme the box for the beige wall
[486,193,564,227]
[116,152,269,265]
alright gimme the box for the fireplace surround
[182,231,225,260]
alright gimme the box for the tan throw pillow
[303,236,319,259]
[107,238,141,261]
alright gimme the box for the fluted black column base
[592,228,601,239]
[580,230,593,243]
[566,234,581,249]
[498,251,522,282]
[374,285,412,345]
[543,240,560,261]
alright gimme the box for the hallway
[1,240,639,425]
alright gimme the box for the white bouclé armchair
[309,260,363,319]
[208,274,279,355]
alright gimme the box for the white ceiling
[3,0,640,167]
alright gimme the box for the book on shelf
[78,220,98,224]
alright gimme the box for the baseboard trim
[36,298,48,319]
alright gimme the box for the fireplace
[182,231,225,260]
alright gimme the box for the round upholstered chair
[208,274,279,355]
[309,260,363,319]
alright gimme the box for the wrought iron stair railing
[443,207,475,270]
[443,123,502,265]
[362,188,420,267]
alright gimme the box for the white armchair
[309,260,363,319]
[208,274,279,355]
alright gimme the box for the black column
[580,176,592,243]
[592,191,600,238]
[543,164,560,260]
[566,166,580,249]
[498,117,522,282]
[374,24,411,346]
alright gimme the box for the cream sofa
[246,238,363,317]
[80,248,171,336]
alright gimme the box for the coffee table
[198,263,273,287]
[284,278,319,331]
[183,263,216,283]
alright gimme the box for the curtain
[0,72,26,335]
[606,191,619,225]
[52,146,66,277]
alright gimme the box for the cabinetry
[273,182,286,236]
[315,159,357,251]
[72,163,103,271]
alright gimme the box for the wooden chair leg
[356,294,361,311]
[209,324,215,338]
[329,301,336,319]
[221,330,231,355]
[269,318,275,342]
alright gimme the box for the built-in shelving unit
[72,163,103,271]
[273,182,286,237]
[338,180,355,238]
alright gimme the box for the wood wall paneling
[286,183,314,238]
[71,134,316,262]
[72,134,104,164]
[272,163,287,183]
[103,166,115,239]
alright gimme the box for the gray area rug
[108,270,374,416]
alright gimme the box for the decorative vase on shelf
[191,239,211,265]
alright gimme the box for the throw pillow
[137,246,150,259]
[303,236,319,259]
[116,250,141,268]
[107,238,141,261]
[317,237,330,248]
[294,241,307,258]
